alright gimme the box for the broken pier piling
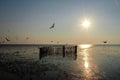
[39,45,77,60]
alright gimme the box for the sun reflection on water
[84,58,89,69]
[83,49,89,69]
[77,44,101,79]
[79,44,91,72]
[79,44,92,69]
[79,44,92,79]
[80,44,92,49]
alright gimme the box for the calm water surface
[0,44,120,80]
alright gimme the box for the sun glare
[80,44,92,49]
[82,19,91,28]
[85,61,89,68]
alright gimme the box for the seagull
[51,41,53,43]
[103,41,107,43]
[50,23,55,29]
[5,37,10,42]
[26,37,30,40]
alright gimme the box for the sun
[82,19,91,28]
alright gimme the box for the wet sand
[0,53,75,80]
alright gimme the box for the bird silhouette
[5,37,10,42]
[51,41,53,43]
[50,23,55,29]
[26,37,30,40]
[103,41,107,43]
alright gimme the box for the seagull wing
[50,23,55,29]
[5,37,10,41]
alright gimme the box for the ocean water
[0,44,120,80]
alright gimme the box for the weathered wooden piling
[63,45,65,58]
[74,46,77,60]
[74,46,77,54]
[39,45,78,60]
[39,47,49,60]
[39,48,42,60]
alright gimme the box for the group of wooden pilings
[39,45,77,60]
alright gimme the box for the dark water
[0,44,120,80]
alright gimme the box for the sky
[0,0,120,44]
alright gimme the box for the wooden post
[39,47,48,60]
[74,46,77,54]
[74,46,77,60]
[39,48,42,60]
[63,45,65,57]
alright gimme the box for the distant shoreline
[0,43,120,46]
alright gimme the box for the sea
[0,44,120,80]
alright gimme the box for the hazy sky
[0,0,120,44]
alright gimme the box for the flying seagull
[51,41,53,43]
[5,37,10,42]
[26,37,30,40]
[103,41,107,43]
[50,23,55,29]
